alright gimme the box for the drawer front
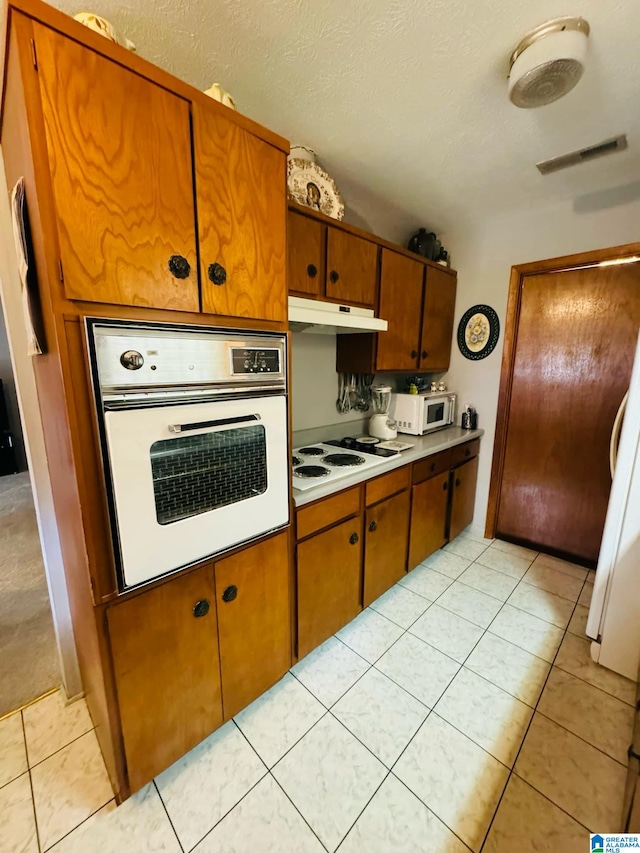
[365,466,411,507]
[296,486,361,540]
[412,449,452,484]
[451,439,480,468]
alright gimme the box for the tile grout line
[20,710,42,853]
[478,571,594,850]
[152,780,185,853]
[23,726,97,775]
[231,720,331,853]
[38,800,115,852]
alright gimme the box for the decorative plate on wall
[457,304,500,360]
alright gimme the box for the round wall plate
[287,158,345,220]
[457,304,500,360]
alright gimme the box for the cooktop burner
[292,455,302,467]
[324,437,398,458]
[323,453,365,467]
[294,464,330,479]
[298,447,325,456]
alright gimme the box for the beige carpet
[0,472,59,716]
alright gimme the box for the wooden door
[288,211,324,297]
[325,229,378,307]
[376,249,424,371]
[34,24,198,311]
[363,490,410,606]
[408,472,450,569]
[496,264,640,562]
[297,516,362,658]
[215,531,291,719]
[193,102,287,321]
[108,565,222,792]
[450,457,479,541]
[420,267,457,371]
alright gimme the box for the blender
[369,385,398,439]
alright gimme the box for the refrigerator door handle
[610,391,629,478]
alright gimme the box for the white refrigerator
[587,330,640,680]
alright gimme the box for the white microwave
[391,392,457,436]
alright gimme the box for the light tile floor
[2,531,635,852]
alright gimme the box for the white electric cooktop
[291,441,392,492]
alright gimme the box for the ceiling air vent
[537,134,628,174]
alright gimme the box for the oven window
[150,425,267,525]
[426,402,445,424]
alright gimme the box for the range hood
[288,296,388,335]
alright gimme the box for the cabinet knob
[455,477,461,487]
[208,262,227,285]
[329,270,340,283]
[349,532,359,545]
[193,599,210,617]
[411,350,418,359]
[307,263,318,278]
[368,520,377,533]
[443,481,448,491]
[168,254,191,279]
[465,448,471,457]
[422,350,428,359]
[222,585,238,603]
[430,462,435,472]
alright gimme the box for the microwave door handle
[168,414,261,434]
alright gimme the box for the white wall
[291,332,366,432]
[0,154,81,697]
[444,189,640,533]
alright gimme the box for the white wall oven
[86,319,289,590]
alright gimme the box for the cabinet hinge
[30,38,38,70]
[57,259,64,282]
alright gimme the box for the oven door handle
[168,414,261,433]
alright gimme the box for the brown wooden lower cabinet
[449,456,480,541]
[363,490,410,606]
[297,516,363,658]
[408,471,450,569]
[215,531,291,719]
[107,565,223,793]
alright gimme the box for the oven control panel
[231,348,281,375]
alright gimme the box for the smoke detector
[508,16,590,108]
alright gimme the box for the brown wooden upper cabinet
[35,23,199,312]
[420,265,458,371]
[337,252,457,373]
[193,104,287,322]
[288,211,324,297]
[34,23,287,321]
[288,209,378,309]
[376,249,424,371]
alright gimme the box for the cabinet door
[193,102,287,321]
[215,531,291,719]
[408,472,449,569]
[108,565,222,792]
[34,24,198,311]
[363,490,410,607]
[297,517,362,658]
[288,211,324,297]
[449,456,479,541]
[419,267,457,371]
[325,229,378,307]
[376,249,424,371]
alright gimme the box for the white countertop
[292,426,484,507]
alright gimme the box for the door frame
[485,241,640,539]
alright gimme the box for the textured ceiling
[50,0,640,240]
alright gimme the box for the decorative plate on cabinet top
[287,146,345,221]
